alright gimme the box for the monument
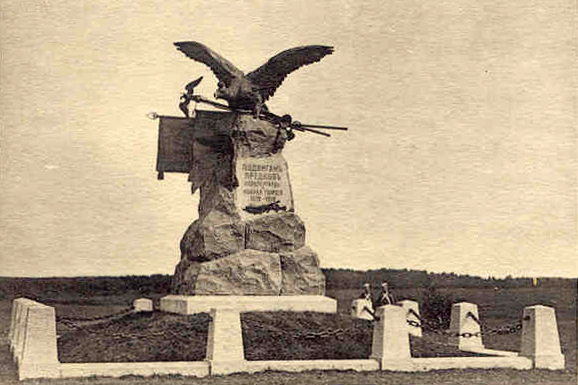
[154,41,346,299]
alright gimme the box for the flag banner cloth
[156,111,237,178]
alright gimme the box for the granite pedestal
[449,302,484,351]
[520,305,565,369]
[160,295,337,315]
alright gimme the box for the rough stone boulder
[172,245,325,296]
[180,213,245,263]
[174,249,282,295]
[180,183,245,263]
[170,112,327,296]
[234,114,286,157]
[245,212,305,253]
[280,246,325,295]
[171,258,196,295]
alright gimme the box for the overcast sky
[0,0,576,278]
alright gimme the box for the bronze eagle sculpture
[174,41,334,118]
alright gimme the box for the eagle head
[214,79,236,102]
[214,77,258,112]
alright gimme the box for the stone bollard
[398,300,422,337]
[520,305,565,370]
[12,298,38,361]
[206,308,246,375]
[9,298,24,353]
[15,300,60,380]
[351,299,374,321]
[370,305,412,371]
[449,302,484,351]
[133,298,153,312]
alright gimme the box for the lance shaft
[298,123,348,131]
[191,95,343,137]
[292,125,330,137]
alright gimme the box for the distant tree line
[321,268,576,290]
[0,269,574,300]
[0,274,172,301]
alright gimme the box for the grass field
[0,281,576,385]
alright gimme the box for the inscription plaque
[236,155,294,218]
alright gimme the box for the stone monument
[160,112,325,295]
[155,41,345,298]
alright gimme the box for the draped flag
[155,111,237,191]
[156,116,194,178]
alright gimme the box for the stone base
[461,346,519,357]
[449,302,484,351]
[173,245,325,296]
[60,362,210,378]
[378,358,415,372]
[398,300,422,337]
[133,298,153,312]
[520,305,565,370]
[351,299,374,321]
[19,363,60,381]
[206,309,244,362]
[533,354,565,370]
[160,295,337,315]
[370,305,411,362]
[244,359,379,374]
[209,360,248,376]
[410,356,533,371]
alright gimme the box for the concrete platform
[410,356,533,372]
[244,359,379,374]
[160,295,337,314]
[60,362,209,378]
[462,346,519,357]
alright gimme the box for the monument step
[160,295,337,314]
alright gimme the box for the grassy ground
[55,311,486,363]
[0,284,576,384]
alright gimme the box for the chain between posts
[53,304,523,342]
[242,318,363,341]
[464,311,524,337]
[57,318,186,341]
[55,306,135,323]
[404,312,524,338]
[56,309,211,341]
[243,312,524,340]
[245,314,523,341]
[55,305,136,338]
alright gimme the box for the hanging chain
[56,306,135,323]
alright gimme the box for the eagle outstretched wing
[174,41,244,86]
[185,76,203,93]
[247,45,334,101]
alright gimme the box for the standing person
[378,281,395,306]
[359,283,372,301]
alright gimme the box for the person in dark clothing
[377,281,395,306]
[359,283,372,301]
